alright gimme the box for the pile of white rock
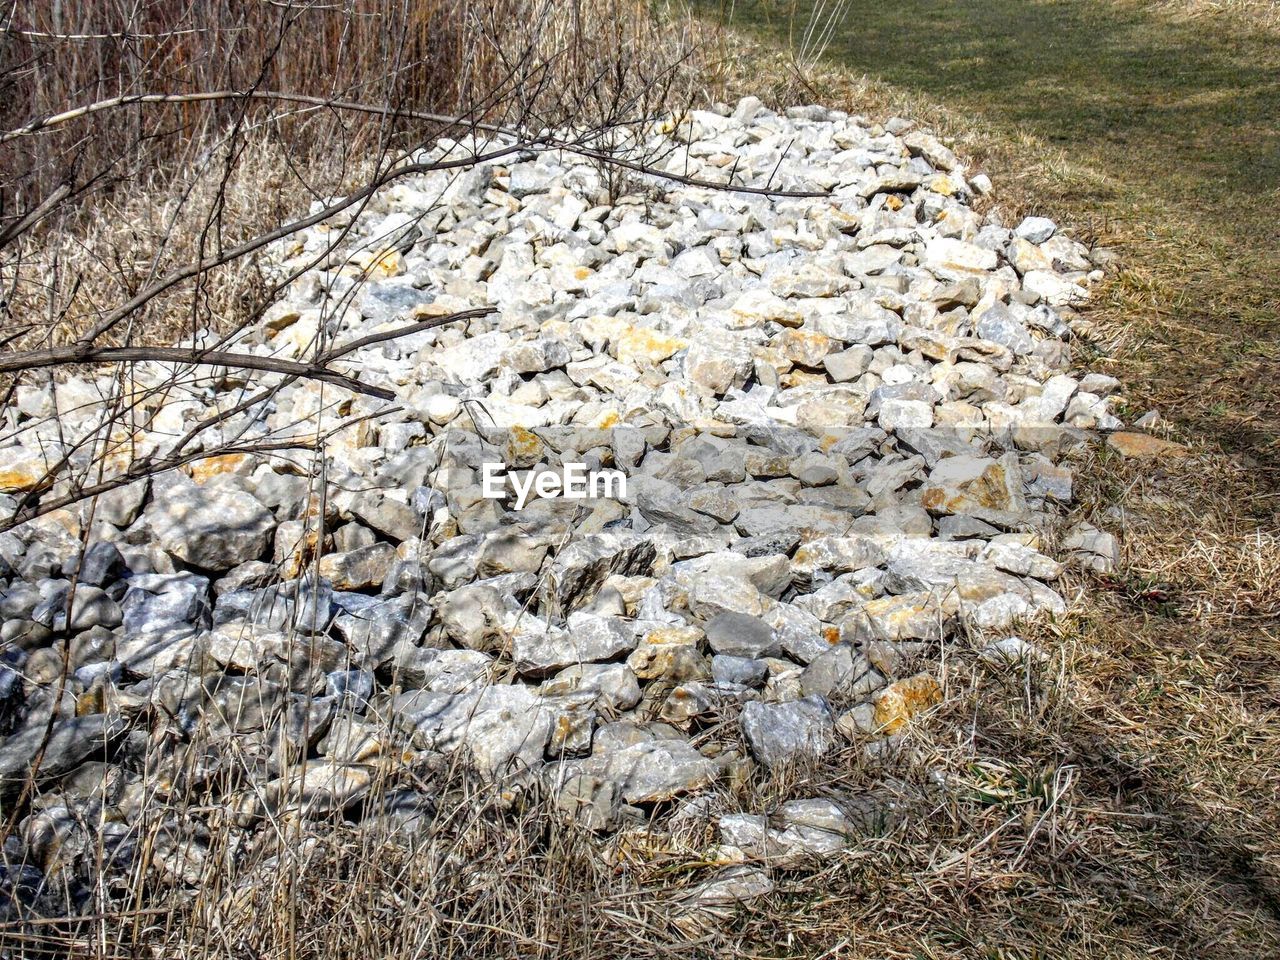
[0,98,1123,910]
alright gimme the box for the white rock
[1015,216,1057,244]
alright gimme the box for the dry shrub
[1,0,698,211]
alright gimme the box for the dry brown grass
[1146,0,1280,27]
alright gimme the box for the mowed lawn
[697,2,1280,957]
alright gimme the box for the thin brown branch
[317,307,494,363]
[0,345,394,399]
[1,89,829,198]
[0,438,323,534]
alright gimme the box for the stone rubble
[0,99,1129,912]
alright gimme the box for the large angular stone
[560,737,718,804]
[739,697,834,767]
[920,454,1028,527]
[0,714,128,797]
[146,482,275,570]
[511,611,635,677]
[392,685,554,777]
[704,612,781,659]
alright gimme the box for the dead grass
[1146,0,1280,28]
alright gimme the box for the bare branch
[0,345,394,399]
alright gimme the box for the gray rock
[332,594,432,667]
[31,583,121,632]
[0,714,127,797]
[0,581,40,621]
[400,648,493,692]
[791,536,884,583]
[545,532,656,611]
[427,535,483,590]
[476,528,548,578]
[552,771,623,832]
[213,560,276,597]
[63,542,126,587]
[704,612,781,659]
[350,495,419,542]
[658,681,721,724]
[799,645,883,701]
[216,576,333,633]
[1063,521,1119,574]
[560,738,718,804]
[711,655,769,687]
[739,696,834,767]
[541,663,642,712]
[687,866,774,908]
[773,798,857,856]
[317,543,397,591]
[504,337,570,374]
[626,625,709,683]
[511,611,635,677]
[96,480,150,527]
[325,669,375,704]
[823,346,873,382]
[231,760,372,822]
[1014,216,1057,244]
[974,302,1035,355]
[790,452,839,487]
[393,684,554,777]
[903,130,958,171]
[435,580,506,651]
[121,572,210,638]
[65,586,122,631]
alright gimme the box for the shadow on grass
[706,0,1280,476]
[711,0,1280,211]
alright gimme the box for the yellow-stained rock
[612,326,687,365]
[346,248,404,278]
[589,408,621,429]
[280,528,320,580]
[505,425,545,469]
[0,457,46,493]
[414,301,463,318]
[1106,431,1188,459]
[76,686,106,717]
[33,509,82,541]
[777,329,834,368]
[187,453,254,484]
[872,673,942,734]
[924,174,957,196]
[781,370,831,389]
[627,625,708,682]
[920,456,1024,525]
[262,303,303,332]
[844,592,959,645]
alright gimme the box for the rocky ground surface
[0,98,1126,915]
